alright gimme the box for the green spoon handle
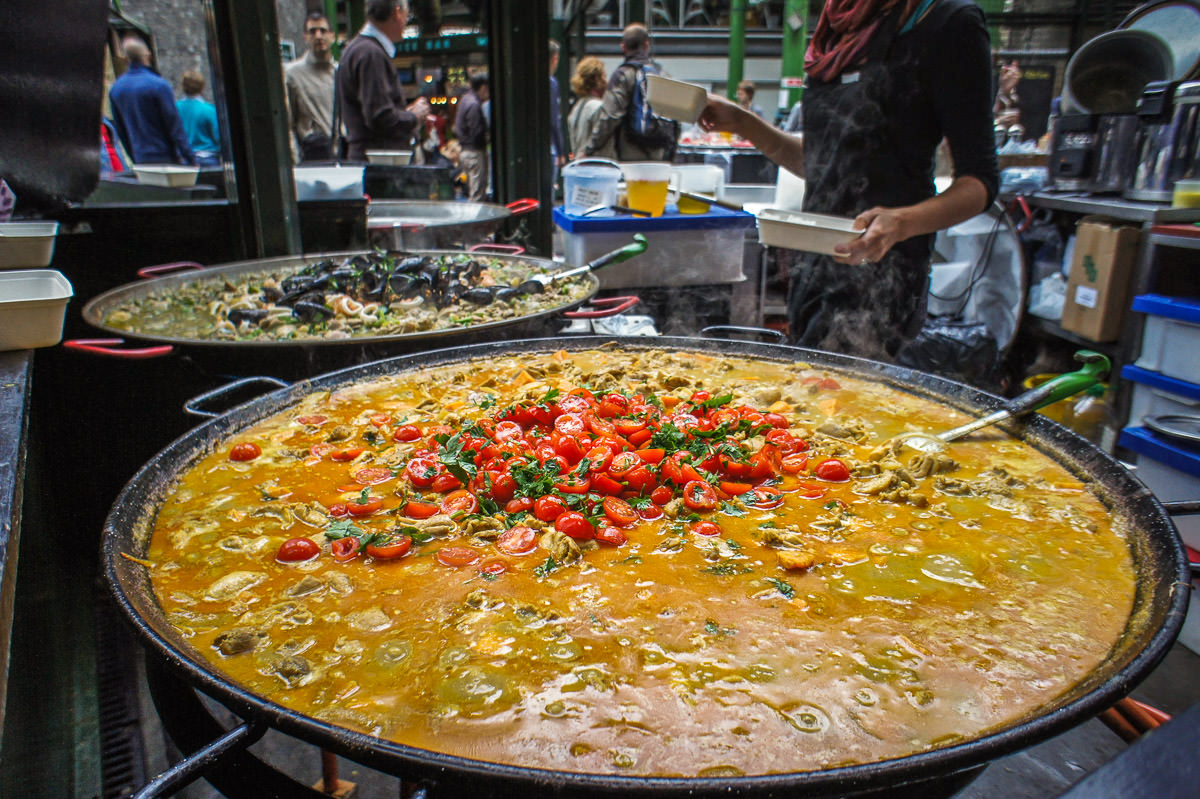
[1004,350,1111,415]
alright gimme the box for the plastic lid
[1174,81,1200,101]
[1118,426,1200,479]
[552,205,756,233]
[1121,364,1200,400]
[1131,294,1200,325]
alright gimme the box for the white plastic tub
[0,269,73,350]
[1123,364,1200,425]
[133,165,201,187]
[1132,294,1200,383]
[365,150,414,166]
[756,208,863,255]
[646,74,708,123]
[0,221,59,268]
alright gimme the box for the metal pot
[70,242,642,380]
[366,198,539,250]
[102,335,1189,798]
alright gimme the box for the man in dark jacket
[109,36,195,165]
[336,0,430,161]
[580,23,670,161]
[453,72,489,201]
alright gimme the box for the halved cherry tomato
[441,489,479,516]
[607,451,642,478]
[505,497,534,513]
[555,474,591,494]
[277,537,319,562]
[554,413,586,436]
[602,496,639,526]
[331,447,365,462]
[404,500,440,519]
[393,424,422,442]
[555,511,595,540]
[346,497,383,516]
[637,503,664,520]
[614,418,648,437]
[595,526,629,546]
[369,413,391,427]
[480,560,509,576]
[765,429,800,452]
[431,472,462,493]
[814,458,851,482]
[626,428,654,447]
[719,480,753,496]
[623,465,657,493]
[691,520,722,537]
[587,415,617,437]
[496,525,538,555]
[590,474,624,495]
[230,442,261,461]
[650,485,674,505]
[746,450,779,481]
[717,454,751,480]
[297,414,327,425]
[557,394,591,414]
[533,494,568,522]
[330,537,361,562]
[781,453,810,473]
[794,481,828,499]
[352,466,393,485]
[764,412,789,429]
[635,447,666,465]
[489,473,518,502]
[682,480,719,511]
[405,457,439,488]
[327,502,348,517]
[309,443,334,459]
[366,535,412,560]
[551,431,585,463]
[584,446,613,473]
[748,486,784,508]
[494,420,524,442]
[437,546,480,567]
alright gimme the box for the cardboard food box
[1060,216,1140,342]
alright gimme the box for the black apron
[788,5,936,361]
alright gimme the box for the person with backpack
[580,23,678,162]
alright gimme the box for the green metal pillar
[349,0,365,37]
[209,0,301,257]
[727,0,747,100]
[487,0,553,255]
[975,0,1003,47]
[781,0,806,108]
[628,0,647,26]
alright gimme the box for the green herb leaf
[650,422,689,452]
[325,519,364,539]
[534,556,559,578]
[627,495,653,510]
[765,577,795,599]
[538,387,561,406]
[719,501,747,517]
[700,393,734,409]
[475,394,497,410]
[358,487,371,504]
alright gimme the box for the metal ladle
[516,234,648,294]
[893,350,1111,453]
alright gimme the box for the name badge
[841,72,860,84]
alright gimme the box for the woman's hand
[832,207,910,265]
[698,93,751,137]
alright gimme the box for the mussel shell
[462,287,495,306]
[291,300,334,322]
[517,279,545,295]
[228,307,270,326]
[494,287,521,302]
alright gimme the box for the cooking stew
[101,252,591,343]
[140,347,1135,778]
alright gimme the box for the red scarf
[804,0,920,83]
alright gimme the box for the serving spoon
[516,234,648,294]
[892,350,1111,453]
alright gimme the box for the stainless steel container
[1127,80,1200,201]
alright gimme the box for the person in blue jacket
[109,36,195,165]
[176,70,220,166]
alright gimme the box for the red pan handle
[564,296,639,319]
[63,338,174,359]
[505,197,539,215]
[136,261,205,279]
[468,243,525,254]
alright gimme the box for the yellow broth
[144,348,1134,777]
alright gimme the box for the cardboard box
[1060,216,1140,342]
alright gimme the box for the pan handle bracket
[184,376,291,418]
[136,261,206,279]
[564,296,639,319]
[63,338,175,359]
[699,325,788,344]
[133,720,266,799]
[505,197,540,215]
[469,242,525,255]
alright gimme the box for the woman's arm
[698,93,804,177]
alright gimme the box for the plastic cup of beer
[620,162,673,217]
[672,164,724,214]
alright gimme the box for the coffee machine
[1048,113,1140,193]
[1127,80,1200,202]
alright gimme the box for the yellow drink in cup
[626,179,670,216]
[1173,179,1200,209]
[620,162,674,217]
[676,194,711,214]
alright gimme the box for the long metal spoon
[893,350,1111,453]
[517,234,648,294]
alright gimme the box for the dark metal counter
[0,349,32,743]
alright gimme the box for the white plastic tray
[0,269,73,350]
[646,74,707,123]
[366,150,414,166]
[0,221,59,268]
[134,165,201,187]
[756,208,863,255]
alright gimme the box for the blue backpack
[621,62,679,151]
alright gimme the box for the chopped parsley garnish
[475,393,497,410]
[765,577,795,599]
[649,422,689,451]
[627,495,654,510]
[538,387,561,406]
[719,501,747,517]
[700,393,734,409]
[435,432,479,485]
[533,556,559,578]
